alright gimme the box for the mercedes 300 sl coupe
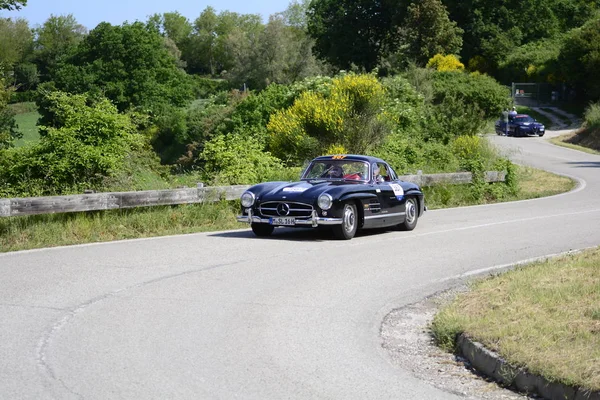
[237,155,425,240]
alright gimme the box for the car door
[372,162,404,227]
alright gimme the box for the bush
[0,91,141,197]
[191,76,231,99]
[268,73,391,164]
[426,54,465,72]
[0,82,20,150]
[584,102,600,130]
[423,95,487,142]
[431,71,511,119]
[199,134,284,185]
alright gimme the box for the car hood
[515,121,544,128]
[256,180,361,203]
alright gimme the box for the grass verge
[431,247,600,392]
[424,165,576,209]
[0,202,240,253]
[550,129,600,155]
[0,166,575,253]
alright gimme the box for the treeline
[1,0,597,201]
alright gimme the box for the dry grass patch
[516,166,576,198]
[432,247,600,392]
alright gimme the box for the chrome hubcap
[343,205,356,233]
[406,200,416,224]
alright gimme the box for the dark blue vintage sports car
[237,155,425,240]
[495,114,545,137]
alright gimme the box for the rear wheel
[398,197,419,231]
[251,223,274,237]
[332,202,358,240]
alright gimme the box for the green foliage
[199,134,283,185]
[0,17,33,77]
[307,0,401,70]
[191,76,231,98]
[443,0,597,73]
[584,101,600,130]
[558,16,600,101]
[431,71,511,119]
[52,22,194,112]
[497,37,562,83]
[13,62,39,90]
[0,91,141,196]
[426,54,465,71]
[33,14,86,79]
[398,0,463,66]
[0,81,20,149]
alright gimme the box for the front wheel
[398,197,419,231]
[251,223,274,237]
[332,202,358,240]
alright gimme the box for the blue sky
[1,0,291,28]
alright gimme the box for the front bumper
[237,210,342,227]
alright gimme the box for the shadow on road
[566,161,600,168]
[209,226,393,242]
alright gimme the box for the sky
[1,0,291,28]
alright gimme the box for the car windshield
[302,160,370,181]
[514,116,535,123]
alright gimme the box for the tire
[332,202,358,240]
[398,197,419,231]
[251,223,274,237]
[538,132,545,137]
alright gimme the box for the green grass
[0,202,241,253]
[431,247,600,392]
[9,102,40,147]
[515,106,553,128]
[424,166,576,209]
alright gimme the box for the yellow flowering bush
[268,73,390,163]
[427,54,465,72]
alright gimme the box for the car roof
[312,154,387,164]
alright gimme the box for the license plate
[270,217,295,226]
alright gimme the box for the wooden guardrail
[0,171,505,218]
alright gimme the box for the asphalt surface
[1,129,599,400]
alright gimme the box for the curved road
[1,130,599,399]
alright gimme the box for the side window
[377,163,390,181]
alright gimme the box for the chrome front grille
[259,202,313,218]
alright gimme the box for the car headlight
[241,191,256,208]
[318,193,333,210]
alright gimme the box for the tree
[558,16,600,101]
[52,22,194,112]
[397,0,463,66]
[0,17,33,78]
[33,14,86,79]
[307,0,404,70]
[0,80,20,149]
[0,0,26,10]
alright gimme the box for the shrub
[0,81,20,150]
[426,54,465,72]
[0,91,141,196]
[584,102,600,130]
[423,95,487,143]
[431,71,511,119]
[268,73,391,164]
[199,134,283,185]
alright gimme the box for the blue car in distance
[495,114,545,137]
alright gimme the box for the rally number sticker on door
[389,183,404,200]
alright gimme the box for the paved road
[1,132,599,399]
